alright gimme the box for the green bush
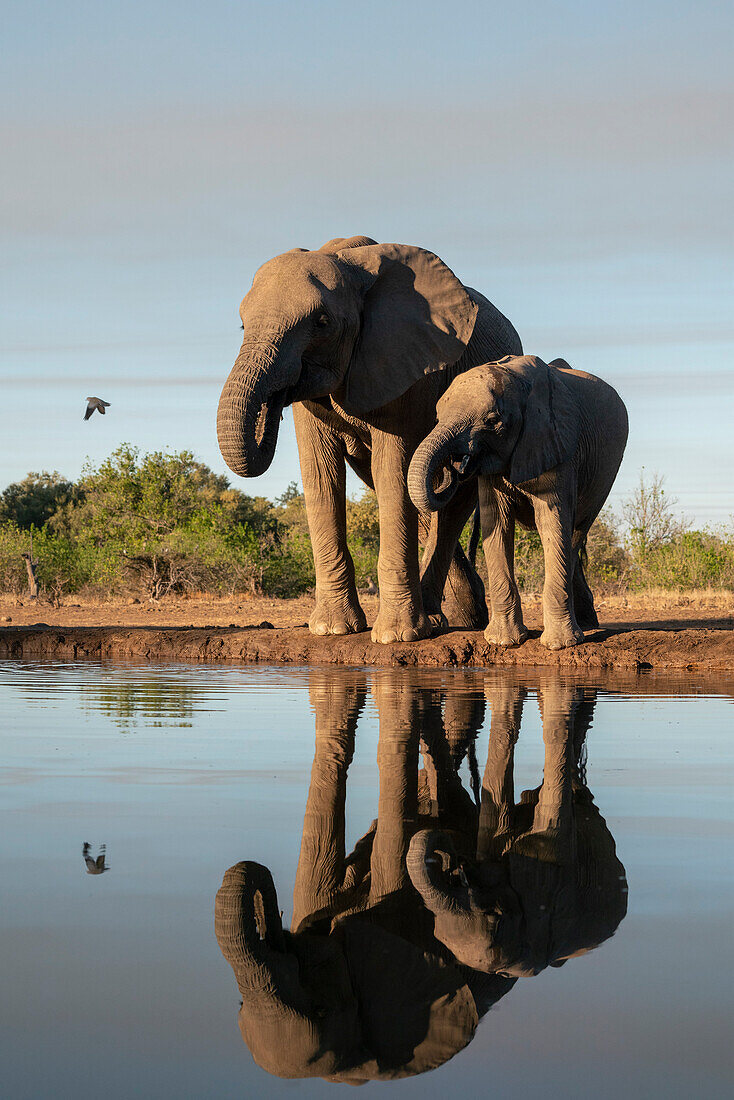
[1,454,732,600]
[511,526,543,592]
[585,511,629,590]
[0,524,31,594]
[260,528,316,597]
[631,529,734,590]
[346,489,379,586]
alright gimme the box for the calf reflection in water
[82,842,108,875]
[215,673,627,1082]
[408,682,628,978]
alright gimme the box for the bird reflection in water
[82,842,108,875]
[215,673,627,1082]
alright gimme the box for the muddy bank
[1,622,732,672]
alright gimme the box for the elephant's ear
[336,243,479,415]
[507,357,579,486]
[318,235,378,253]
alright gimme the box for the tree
[59,444,250,544]
[0,471,77,529]
[274,481,310,535]
[622,470,687,561]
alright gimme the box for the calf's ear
[508,358,579,485]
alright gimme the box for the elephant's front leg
[512,680,577,861]
[477,682,524,861]
[533,486,585,650]
[369,672,420,899]
[370,429,431,643]
[479,480,528,647]
[292,671,365,930]
[294,403,367,636]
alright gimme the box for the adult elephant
[216,236,522,642]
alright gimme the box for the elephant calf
[408,355,628,650]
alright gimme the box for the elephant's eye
[315,313,330,328]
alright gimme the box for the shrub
[346,489,379,586]
[632,529,734,590]
[585,511,630,590]
[0,523,31,594]
[514,527,545,592]
[260,528,316,597]
[2,453,732,601]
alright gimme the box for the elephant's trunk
[215,861,287,997]
[408,425,464,513]
[406,829,459,914]
[217,340,299,478]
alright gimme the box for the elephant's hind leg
[369,428,432,643]
[443,542,489,630]
[572,536,599,631]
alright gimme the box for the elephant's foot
[309,591,367,636]
[427,611,448,635]
[419,591,448,637]
[539,621,585,651]
[484,616,529,648]
[371,602,432,644]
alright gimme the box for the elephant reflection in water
[215,673,627,1082]
[408,680,628,978]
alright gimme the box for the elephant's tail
[467,502,481,568]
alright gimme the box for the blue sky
[2,0,733,523]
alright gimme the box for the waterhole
[1,661,732,1098]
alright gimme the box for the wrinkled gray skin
[214,671,512,1083]
[408,355,629,650]
[407,679,628,977]
[216,237,522,643]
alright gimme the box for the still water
[1,662,732,1098]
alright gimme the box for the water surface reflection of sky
[1,661,733,1097]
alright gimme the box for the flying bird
[84,396,110,420]
[82,842,109,875]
